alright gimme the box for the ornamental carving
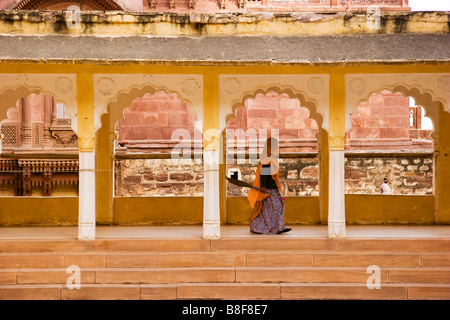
[307,77,325,95]
[51,129,78,146]
[169,0,177,9]
[219,0,227,9]
[182,79,201,96]
[0,158,78,196]
[148,0,158,9]
[438,76,450,92]
[223,78,241,95]
[13,0,124,10]
[237,0,246,9]
[55,77,74,96]
[1,94,78,155]
[348,78,366,96]
[96,78,116,97]
[15,75,29,84]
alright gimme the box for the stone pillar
[95,111,114,225]
[77,73,96,240]
[79,151,95,239]
[203,149,220,239]
[328,137,346,237]
[202,73,221,239]
[328,74,346,238]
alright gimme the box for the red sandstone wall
[347,90,433,150]
[116,91,200,153]
[226,92,319,153]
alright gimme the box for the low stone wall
[114,158,204,197]
[114,154,433,197]
[344,155,433,195]
[226,157,320,197]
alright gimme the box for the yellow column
[77,72,96,240]
[319,129,329,224]
[437,106,450,223]
[202,72,221,239]
[95,111,113,224]
[328,73,346,237]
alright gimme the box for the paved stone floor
[0,225,449,239]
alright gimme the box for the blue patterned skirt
[250,189,286,234]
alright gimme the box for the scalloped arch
[0,85,77,131]
[225,86,324,134]
[100,84,198,142]
[347,84,446,133]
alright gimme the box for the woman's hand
[259,187,267,193]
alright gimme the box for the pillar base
[78,225,95,240]
[203,224,221,239]
[328,220,346,238]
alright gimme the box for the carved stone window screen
[1,125,18,146]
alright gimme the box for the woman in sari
[247,137,291,234]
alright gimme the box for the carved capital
[328,135,345,150]
[78,136,96,152]
[431,132,439,152]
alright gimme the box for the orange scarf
[247,157,282,222]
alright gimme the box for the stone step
[1,251,448,268]
[2,267,449,285]
[210,238,450,252]
[1,283,449,300]
[1,238,449,253]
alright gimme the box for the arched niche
[97,84,199,139]
[0,85,77,133]
[224,86,325,152]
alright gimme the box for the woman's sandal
[277,228,292,234]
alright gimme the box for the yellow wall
[0,197,78,226]
[96,112,114,224]
[0,62,449,226]
[226,196,321,225]
[437,106,450,223]
[345,195,435,224]
[112,196,203,225]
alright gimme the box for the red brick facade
[226,92,319,153]
[347,90,432,150]
[116,91,200,153]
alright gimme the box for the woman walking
[247,137,291,234]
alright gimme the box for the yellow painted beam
[0,62,449,76]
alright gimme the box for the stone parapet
[0,10,447,38]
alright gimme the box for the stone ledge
[0,11,448,36]
[0,33,449,65]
